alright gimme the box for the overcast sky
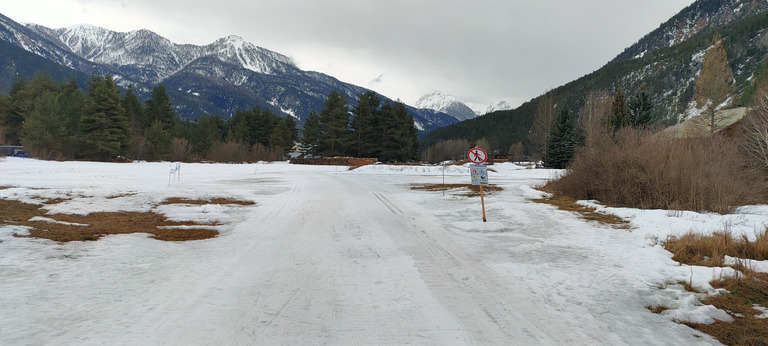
[4,0,695,108]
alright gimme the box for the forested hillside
[420,0,768,158]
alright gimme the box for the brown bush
[547,128,766,214]
[206,142,252,163]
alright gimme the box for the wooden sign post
[468,147,489,222]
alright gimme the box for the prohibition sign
[467,147,488,164]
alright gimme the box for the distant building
[0,146,25,156]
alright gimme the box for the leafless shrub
[742,87,768,172]
[422,139,471,163]
[168,138,191,162]
[547,128,765,214]
[250,143,284,162]
[206,142,251,163]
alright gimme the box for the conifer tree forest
[0,73,419,163]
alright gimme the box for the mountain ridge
[0,15,459,136]
[421,0,768,154]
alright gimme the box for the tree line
[0,73,299,162]
[301,90,419,162]
[0,73,419,163]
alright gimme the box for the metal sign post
[468,147,489,222]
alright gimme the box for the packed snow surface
[2,158,767,344]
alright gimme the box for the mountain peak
[415,91,479,122]
[486,100,512,114]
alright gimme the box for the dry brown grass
[411,183,503,197]
[160,197,255,206]
[663,229,768,345]
[546,129,766,214]
[665,230,768,267]
[684,269,768,345]
[531,193,631,229]
[647,305,671,314]
[1,198,232,242]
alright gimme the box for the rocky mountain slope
[421,0,768,153]
[0,13,457,135]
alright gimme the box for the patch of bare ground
[661,230,768,345]
[106,192,137,199]
[411,183,502,197]
[531,193,630,229]
[159,197,255,206]
[0,197,237,242]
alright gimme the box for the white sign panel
[470,164,488,185]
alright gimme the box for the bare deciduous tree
[578,90,612,147]
[421,139,471,163]
[508,142,524,162]
[742,87,768,171]
[530,90,556,162]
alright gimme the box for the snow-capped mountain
[414,91,479,121]
[485,100,513,114]
[0,14,458,135]
[414,90,516,122]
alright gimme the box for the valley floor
[2,158,765,344]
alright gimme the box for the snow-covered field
[1,157,767,344]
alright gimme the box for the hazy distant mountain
[485,100,513,114]
[0,13,457,136]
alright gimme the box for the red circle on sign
[467,147,487,164]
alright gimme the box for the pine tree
[627,86,655,128]
[269,117,293,150]
[252,109,280,147]
[78,74,131,161]
[3,76,29,145]
[122,85,145,136]
[375,101,399,162]
[193,114,223,154]
[319,91,349,156]
[145,119,171,161]
[226,109,251,144]
[349,91,380,157]
[145,84,177,134]
[545,108,577,169]
[59,78,85,150]
[392,101,418,162]
[5,74,61,145]
[21,91,68,158]
[301,110,322,156]
[283,115,299,144]
[609,87,629,131]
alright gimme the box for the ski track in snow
[2,158,759,344]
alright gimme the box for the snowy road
[0,159,739,344]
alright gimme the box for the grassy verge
[659,229,768,345]
[531,193,630,229]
